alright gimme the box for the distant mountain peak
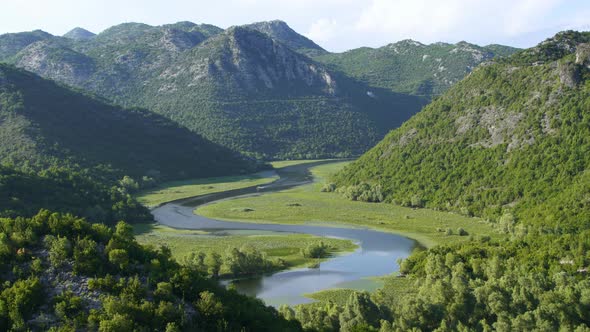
[63,27,96,40]
[396,39,425,47]
[243,20,326,55]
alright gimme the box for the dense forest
[334,31,590,229]
[0,55,302,329]
[315,40,518,96]
[0,63,258,181]
[296,31,590,331]
[1,18,589,331]
[0,207,300,331]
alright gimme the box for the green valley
[0,7,589,331]
[198,161,497,248]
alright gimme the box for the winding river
[152,161,416,307]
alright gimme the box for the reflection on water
[154,203,416,306]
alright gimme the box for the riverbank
[136,160,501,306]
[136,171,279,208]
[197,161,500,248]
[133,222,358,271]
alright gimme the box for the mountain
[163,21,224,38]
[63,27,96,40]
[0,63,256,180]
[244,20,327,56]
[0,29,54,60]
[333,31,590,231]
[137,26,427,159]
[315,40,520,96]
[0,22,428,160]
[0,174,301,330]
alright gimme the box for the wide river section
[152,161,416,306]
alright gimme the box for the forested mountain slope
[334,31,590,231]
[0,167,301,331]
[315,40,520,96]
[0,64,256,180]
[286,31,590,332]
[138,26,427,159]
[0,21,428,159]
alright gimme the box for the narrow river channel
[152,161,416,306]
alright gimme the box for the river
[152,161,416,306]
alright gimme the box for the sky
[1,0,589,52]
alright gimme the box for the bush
[321,183,337,192]
[301,241,330,258]
[410,195,424,208]
[338,183,384,202]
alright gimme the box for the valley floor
[135,159,502,306]
[136,171,279,208]
[197,161,499,248]
[133,223,358,272]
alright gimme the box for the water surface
[152,161,416,306]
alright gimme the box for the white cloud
[306,18,339,42]
[0,0,588,51]
[354,0,567,44]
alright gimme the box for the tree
[73,237,102,275]
[98,313,134,332]
[154,282,173,301]
[108,249,129,270]
[195,291,223,319]
[339,292,381,332]
[118,176,139,194]
[46,235,72,268]
[205,252,222,277]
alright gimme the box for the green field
[133,223,357,270]
[269,159,332,169]
[137,159,501,306]
[136,171,278,208]
[198,162,500,248]
[135,160,330,208]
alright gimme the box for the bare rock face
[244,20,325,53]
[228,28,337,93]
[576,43,590,68]
[558,62,580,88]
[164,27,338,95]
[15,41,95,86]
[158,28,204,52]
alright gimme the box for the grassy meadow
[197,161,500,248]
[133,223,357,270]
[136,171,278,208]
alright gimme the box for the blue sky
[1,0,588,52]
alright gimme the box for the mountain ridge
[0,63,257,180]
[63,27,96,40]
[333,31,590,230]
[0,20,515,159]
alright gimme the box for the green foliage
[0,165,151,224]
[45,235,72,268]
[315,40,519,96]
[0,63,257,180]
[336,182,384,202]
[301,241,330,259]
[0,277,44,330]
[334,31,590,232]
[0,209,301,331]
[1,23,428,160]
